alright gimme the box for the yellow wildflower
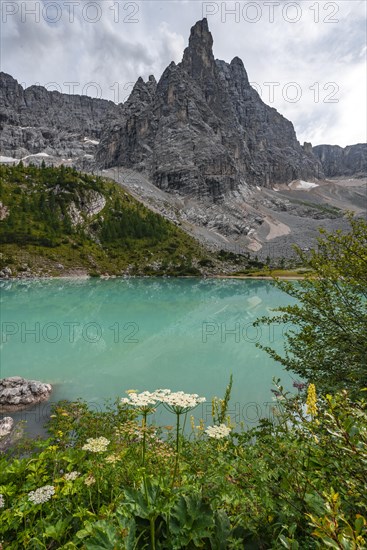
[306,383,318,417]
[190,415,195,431]
[211,397,217,419]
[198,418,205,432]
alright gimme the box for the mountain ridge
[1,17,365,184]
[1,18,366,258]
[313,144,367,178]
[95,18,324,197]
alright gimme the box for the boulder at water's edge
[0,376,52,412]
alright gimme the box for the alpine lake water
[1,278,298,432]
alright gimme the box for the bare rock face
[96,18,323,198]
[0,71,120,160]
[0,377,52,412]
[312,144,367,177]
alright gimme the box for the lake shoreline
[0,273,305,281]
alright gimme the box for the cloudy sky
[1,0,366,146]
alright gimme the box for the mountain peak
[190,17,210,38]
[181,18,215,80]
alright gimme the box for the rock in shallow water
[0,416,14,437]
[0,415,26,452]
[0,376,52,412]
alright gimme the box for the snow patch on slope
[83,137,100,145]
[288,179,319,190]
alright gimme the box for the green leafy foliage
[169,493,214,547]
[254,216,367,396]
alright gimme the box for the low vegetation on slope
[0,163,216,277]
[0,383,366,548]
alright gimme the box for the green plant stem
[88,488,95,514]
[142,410,148,467]
[182,411,188,433]
[172,412,181,487]
[150,516,156,550]
[97,472,100,511]
[141,410,149,504]
[176,413,180,455]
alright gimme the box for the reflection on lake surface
[0,278,297,427]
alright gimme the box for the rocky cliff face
[0,71,120,160]
[96,19,323,199]
[313,144,367,177]
[1,19,366,257]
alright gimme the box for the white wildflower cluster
[0,494,4,508]
[153,389,172,399]
[205,424,232,439]
[120,389,205,414]
[160,391,206,414]
[105,454,120,464]
[84,474,96,486]
[28,485,55,504]
[82,437,110,453]
[120,390,159,411]
[64,471,80,481]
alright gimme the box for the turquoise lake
[0,278,298,427]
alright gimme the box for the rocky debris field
[100,167,367,260]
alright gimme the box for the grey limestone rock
[0,267,13,279]
[0,377,52,412]
[1,17,365,254]
[312,144,367,177]
[96,18,324,198]
[0,71,120,160]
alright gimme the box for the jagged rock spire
[95,17,323,190]
[181,18,215,80]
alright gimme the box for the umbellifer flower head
[64,471,80,481]
[159,390,206,414]
[82,436,110,452]
[120,390,159,412]
[28,485,55,504]
[205,424,232,439]
[84,474,96,486]
[120,388,206,416]
[105,453,121,464]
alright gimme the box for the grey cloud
[1,0,366,145]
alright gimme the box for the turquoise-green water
[0,278,297,426]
